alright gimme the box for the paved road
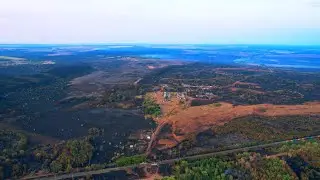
[23,135,320,180]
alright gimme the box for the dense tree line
[269,141,320,179]
[0,129,100,178]
[162,140,320,180]
[162,154,296,180]
[236,152,296,180]
[0,131,28,178]
[172,158,236,180]
[273,140,320,167]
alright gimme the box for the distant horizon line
[0,43,319,46]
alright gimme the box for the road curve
[146,121,168,155]
[23,135,320,180]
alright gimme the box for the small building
[163,91,170,101]
[177,92,186,100]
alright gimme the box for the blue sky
[0,0,319,45]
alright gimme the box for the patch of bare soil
[146,62,180,70]
[157,139,178,150]
[170,102,320,136]
[147,65,156,69]
[141,173,163,180]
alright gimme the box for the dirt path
[146,121,168,156]
[145,91,182,155]
[133,78,142,85]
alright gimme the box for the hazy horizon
[1,43,320,46]
[1,0,320,45]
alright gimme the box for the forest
[0,128,104,179]
[161,140,320,180]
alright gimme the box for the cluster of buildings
[126,130,153,154]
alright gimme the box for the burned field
[141,63,320,159]
[0,47,320,179]
[0,57,173,152]
[142,63,320,105]
[0,50,196,178]
[0,53,174,178]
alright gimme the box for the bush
[143,97,161,117]
[115,155,146,166]
[170,158,235,180]
[212,103,222,107]
[50,161,63,173]
[57,139,93,168]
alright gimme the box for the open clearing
[148,91,320,150]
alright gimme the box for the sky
[0,0,320,45]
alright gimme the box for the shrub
[143,97,161,117]
[115,155,146,166]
